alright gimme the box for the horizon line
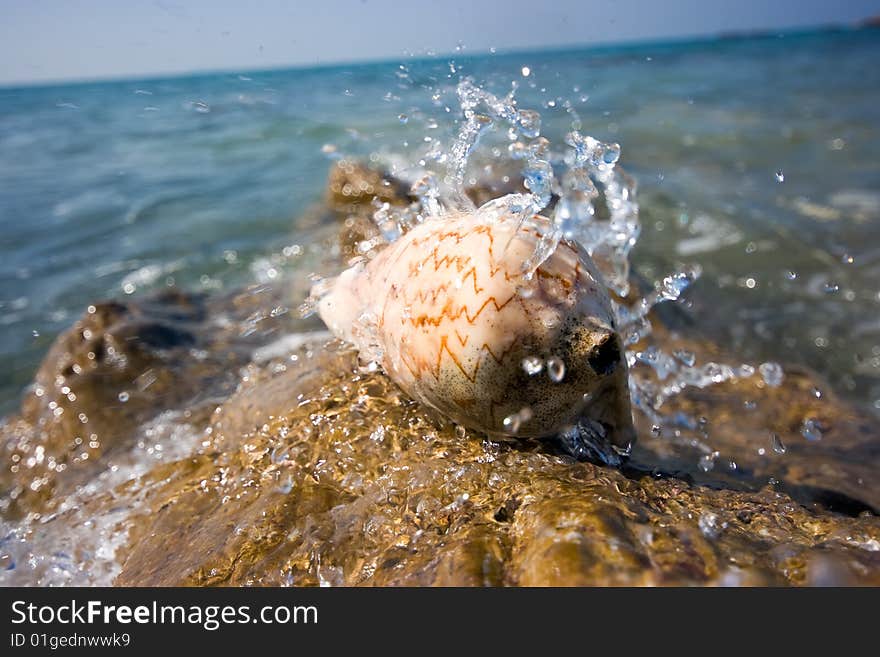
[0,20,873,91]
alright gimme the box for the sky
[1,0,879,85]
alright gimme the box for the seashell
[316,206,636,457]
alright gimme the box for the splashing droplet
[515,109,541,138]
[801,418,823,441]
[698,452,718,472]
[117,391,130,403]
[698,512,720,539]
[770,432,786,454]
[521,356,543,376]
[673,350,696,367]
[502,413,521,434]
[546,357,566,382]
[758,362,784,388]
[602,142,621,165]
[775,170,785,183]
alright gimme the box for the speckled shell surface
[318,211,635,448]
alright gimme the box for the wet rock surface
[115,343,880,586]
[0,284,321,521]
[2,161,879,586]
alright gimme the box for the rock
[115,341,880,586]
[327,159,413,208]
[325,160,412,260]
[327,159,529,260]
[0,285,316,520]
[462,160,529,208]
[628,324,880,514]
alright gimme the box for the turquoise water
[1,27,879,416]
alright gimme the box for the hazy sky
[2,0,879,85]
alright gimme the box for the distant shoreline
[1,21,877,92]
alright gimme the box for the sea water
[2,28,879,420]
[1,26,880,586]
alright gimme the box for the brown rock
[114,341,880,587]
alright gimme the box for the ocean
[1,26,879,417]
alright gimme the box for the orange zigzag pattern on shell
[401,332,521,385]
[381,219,579,400]
[405,266,484,309]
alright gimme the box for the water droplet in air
[759,362,784,387]
[698,452,718,472]
[398,113,408,124]
[698,512,720,538]
[516,283,536,298]
[32,330,39,338]
[801,418,823,441]
[117,391,130,403]
[823,281,840,294]
[521,66,531,77]
[673,350,696,367]
[502,413,521,434]
[602,143,621,165]
[786,270,798,280]
[775,170,785,183]
[546,357,566,382]
[651,425,661,437]
[770,433,786,454]
[516,109,541,138]
[841,254,854,265]
[521,356,543,376]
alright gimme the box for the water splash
[0,412,202,586]
[306,75,762,465]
